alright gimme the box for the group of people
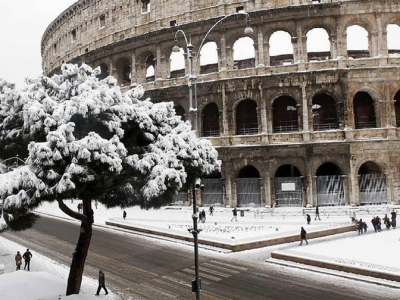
[356,210,397,235]
[14,248,32,271]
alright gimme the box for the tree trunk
[65,198,94,295]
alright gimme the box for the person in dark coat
[15,251,22,271]
[315,205,321,220]
[306,214,311,225]
[391,209,397,228]
[198,209,206,223]
[23,249,32,271]
[123,210,127,220]
[357,219,364,235]
[209,206,214,216]
[299,227,308,245]
[231,208,238,222]
[95,269,108,296]
[371,217,377,232]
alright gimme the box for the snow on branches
[0,63,221,218]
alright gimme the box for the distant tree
[0,64,221,295]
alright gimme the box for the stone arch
[315,162,345,206]
[357,160,387,205]
[274,164,303,207]
[145,53,155,82]
[272,95,299,133]
[199,41,218,74]
[394,90,400,127]
[202,102,220,137]
[344,19,373,58]
[386,23,400,55]
[136,49,156,82]
[306,28,331,61]
[114,56,131,86]
[268,30,294,66]
[233,36,255,69]
[97,62,109,80]
[353,91,377,129]
[311,92,339,131]
[235,98,258,135]
[236,165,261,207]
[174,105,186,122]
[170,47,185,78]
[201,171,223,206]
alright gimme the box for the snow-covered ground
[1,201,400,299]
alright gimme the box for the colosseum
[41,0,400,209]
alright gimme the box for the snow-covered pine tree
[0,64,221,295]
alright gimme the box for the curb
[270,251,400,283]
[105,221,356,252]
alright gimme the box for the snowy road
[2,215,400,300]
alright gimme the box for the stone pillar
[219,32,228,71]
[259,177,265,206]
[259,84,267,135]
[301,82,310,141]
[370,31,378,57]
[330,34,338,59]
[221,83,229,136]
[349,155,358,205]
[263,41,270,66]
[130,52,137,84]
[341,175,350,206]
[264,172,271,207]
[257,29,265,67]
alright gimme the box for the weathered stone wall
[41,0,400,207]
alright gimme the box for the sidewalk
[35,201,400,285]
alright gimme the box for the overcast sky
[0,0,77,87]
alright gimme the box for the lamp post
[173,12,253,300]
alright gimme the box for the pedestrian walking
[123,210,127,220]
[315,205,321,220]
[357,219,364,235]
[209,206,214,216]
[95,269,109,296]
[198,209,206,223]
[391,209,397,228]
[23,248,32,271]
[15,251,22,271]
[299,227,308,245]
[231,208,238,222]
[306,214,311,225]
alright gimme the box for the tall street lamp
[172,12,253,300]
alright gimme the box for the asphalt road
[2,215,399,300]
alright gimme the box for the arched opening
[269,31,294,66]
[200,41,218,74]
[274,164,303,207]
[387,24,400,56]
[170,47,185,78]
[394,90,400,127]
[358,161,387,205]
[115,57,131,86]
[97,63,109,80]
[353,91,376,129]
[316,163,345,206]
[202,103,220,137]
[174,105,186,122]
[312,93,338,131]
[236,166,261,207]
[272,96,298,133]
[233,37,255,69]
[201,172,223,206]
[236,99,258,135]
[307,28,331,62]
[145,54,155,82]
[347,25,369,59]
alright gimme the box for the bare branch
[57,198,86,222]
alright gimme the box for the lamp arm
[193,12,249,73]
[174,29,190,46]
